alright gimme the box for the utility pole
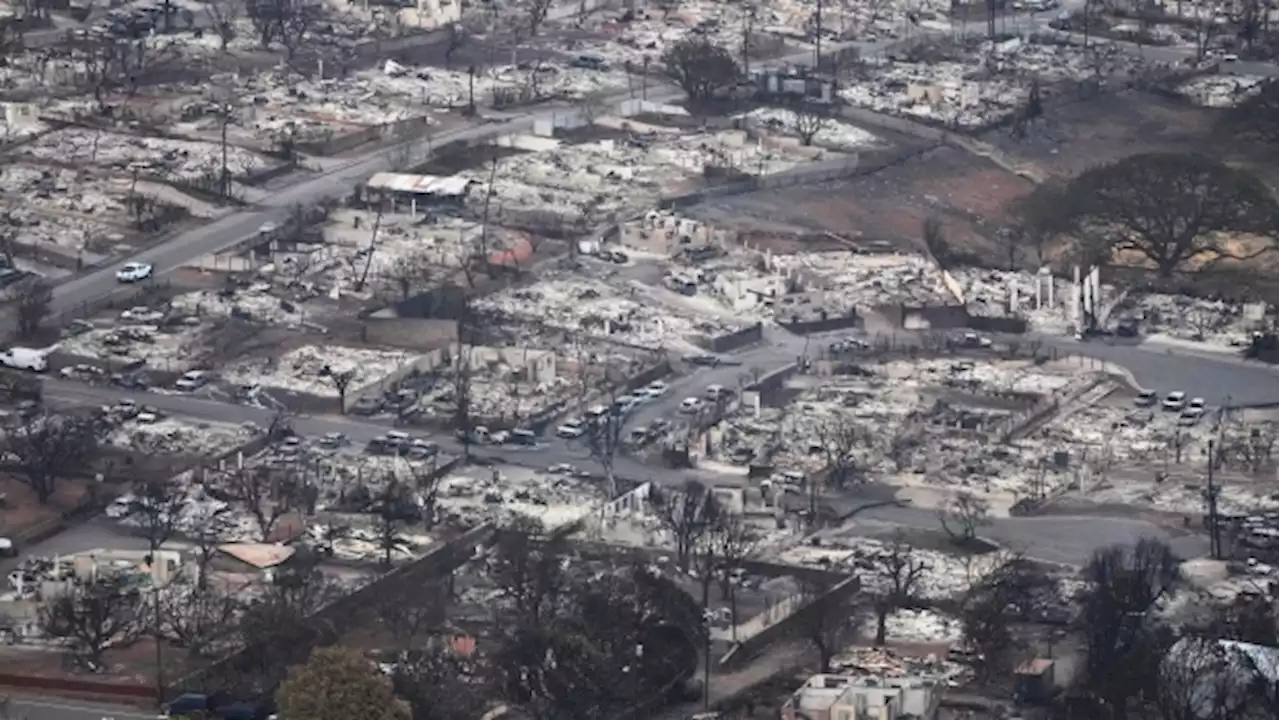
[219,103,230,198]
[813,0,823,70]
[1205,438,1222,559]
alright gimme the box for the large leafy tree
[663,37,741,102]
[1014,153,1277,276]
[276,646,410,720]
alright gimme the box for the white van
[0,348,49,372]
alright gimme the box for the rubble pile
[1176,74,1269,108]
[0,207,118,253]
[370,61,628,109]
[413,368,572,422]
[191,70,443,143]
[308,524,433,564]
[1039,404,1221,466]
[859,608,962,644]
[842,39,1144,127]
[830,647,969,684]
[436,465,605,528]
[738,107,883,151]
[954,268,1072,333]
[769,253,955,309]
[60,323,210,370]
[0,164,129,219]
[108,417,251,456]
[224,345,416,398]
[19,128,274,181]
[1121,293,1274,346]
[755,0,952,39]
[113,485,266,543]
[475,276,747,350]
[720,359,1091,500]
[319,210,494,288]
[169,285,310,326]
[463,130,813,225]
[1086,471,1279,516]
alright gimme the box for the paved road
[1031,334,1279,406]
[39,314,1249,567]
[7,696,158,720]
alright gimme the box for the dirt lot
[0,476,91,544]
[980,88,1277,182]
[687,145,1035,262]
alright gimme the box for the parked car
[1162,391,1187,411]
[557,419,587,439]
[0,348,48,372]
[174,370,209,392]
[644,380,668,398]
[1134,390,1157,407]
[119,306,163,323]
[680,397,703,413]
[351,396,383,415]
[115,261,153,283]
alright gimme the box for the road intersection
[5,11,1275,719]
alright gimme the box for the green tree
[1015,153,1277,276]
[662,37,741,102]
[277,646,411,720]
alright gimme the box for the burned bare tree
[3,412,105,504]
[584,393,625,498]
[813,416,869,489]
[1154,635,1270,720]
[1215,414,1277,473]
[868,530,928,646]
[204,0,243,51]
[959,553,1054,681]
[385,250,440,302]
[372,479,413,567]
[1077,539,1179,719]
[16,277,52,339]
[524,0,554,36]
[235,560,338,690]
[789,100,830,146]
[452,318,476,460]
[407,459,443,530]
[375,579,448,651]
[186,501,237,589]
[219,465,295,541]
[393,641,490,720]
[129,478,187,556]
[796,576,859,672]
[652,481,719,571]
[161,582,243,660]
[322,366,357,414]
[938,491,991,547]
[247,0,325,55]
[485,514,569,628]
[39,576,143,672]
[711,512,758,619]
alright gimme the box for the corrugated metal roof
[218,543,295,569]
[367,172,471,197]
[1220,640,1279,688]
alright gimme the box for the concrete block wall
[168,522,495,697]
[720,574,860,669]
[344,347,447,412]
